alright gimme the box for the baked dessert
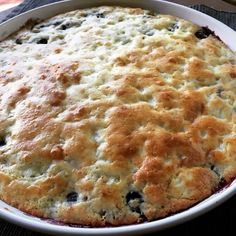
[0,6,236,226]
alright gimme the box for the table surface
[0,1,235,236]
[171,0,236,11]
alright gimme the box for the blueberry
[38,20,63,28]
[95,13,105,18]
[126,191,143,214]
[140,213,148,222]
[51,20,63,27]
[195,27,217,39]
[15,38,22,45]
[36,38,48,44]
[218,177,226,188]
[66,192,78,202]
[168,23,179,32]
[146,10,156,16]
[61,24,70,30]
[99,209,106,218]
[60,21,82,30]
[60,23,70,30]
[0,136,6,146]
[83,12,105,18]
[126,191,142,202]
[38,25,45,29]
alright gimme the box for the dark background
[0,1,235,235]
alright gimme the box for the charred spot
[168,23,179,32]
[66,192,78,202]
[15,38,22,45]
[195,27,221,40]
[36,38,48,44]
[0,136,6,146]
[126,191,143,214]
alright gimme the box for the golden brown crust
[0,6,235,226]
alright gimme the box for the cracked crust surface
[0,6,236,226]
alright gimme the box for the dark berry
[66,192,78,202]
[99,210,106,217]
[195,27,217,39]
[218,178,227,189]
[95,13,105,18]
[51,20,63,27]
[126,191,142,201]
[38,20,63,28]
[60,23,70,30]
[126,191,143,214]
[140,213,148,222]
[36,38,48,44]
[60,21,82,30]
[0,136,6,146]
[146,10,156,16]
[83,12,105,18]
[15,38,22,45]
[168,23,179,32]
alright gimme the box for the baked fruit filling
[0,6,235,226]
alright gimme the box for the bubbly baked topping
[0,6,236,226]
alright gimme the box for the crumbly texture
[0,6,236,226]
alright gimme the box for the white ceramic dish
[0,0,235,235]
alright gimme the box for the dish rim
[0,0,236,235]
